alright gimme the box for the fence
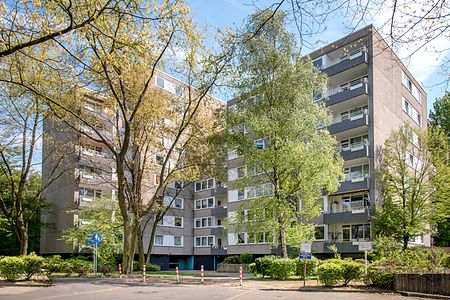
[394,273,450,296]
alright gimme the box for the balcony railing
[321,48,368,76]
[324,205,369,214]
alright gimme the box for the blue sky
[187,0,448,116]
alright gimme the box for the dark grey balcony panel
[336,177,369,193]
[340,145,369,161]
[213,187,227,196]
[324,242,360,253]
[323,208,370,224]
[328,114,368,135]
[211,247,227,255]
[326,83,368,106]
[211,227,224,236]
[211,207,227,217]
[324,52,368,77]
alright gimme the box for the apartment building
[225,25,429,258]
[41,25,428,269]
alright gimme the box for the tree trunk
[137,228,145,270]
[145,219,158,265]
[122,219,137,274]
[279,227,288,258]
[403,234,409,250]
[19,226,28,256]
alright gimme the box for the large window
[402,97,422,125]
[195,217,213,228]
[343,164,370,181]
[195,236,214,247]
[163,196,184,209]
[79,188,102,202]
[315,226,325,240]
[402,71,422,103]
[195,178,215,191]
[351,224,371,241]
[194,197,214,210]
[157,216,183,227]
[155,235,163,245]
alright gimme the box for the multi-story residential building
[41,25,428,269]
[225,25,429,258]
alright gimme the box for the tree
[428,94,450,246]
[429,92,450,137]
[374,125,448,249]
[225,11,343,258]
[61,196,123,266]
[0,86,69,255]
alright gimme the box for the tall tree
[430,92,450,137]
[374,125,449,249]
[225,11,343,258]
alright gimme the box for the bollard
[176,266,180,284]
[143,264,146,282]
[239,266,243,287]
[200,265,204,283]
[119,264,122,279]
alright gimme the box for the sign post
[358,242,372,276]
[299,243,312,287]
[86,232,103,276]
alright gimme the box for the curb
[0,282,52,287]
[297,287,392,294]
[398,291,450,300]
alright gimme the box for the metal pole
[201,265,204,283]
[364,250,368,276]
[94,244,97,276]
[239,266,243,287]
[303,260,307,287]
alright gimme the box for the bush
[317,261,343,287]
[254,256,277,277]
[99,265,113,275]
[76,267,91,276]
[23,255,45,280]
[267,258,296,280]
[340,259,363,285]
[248,262,256,274]
[295,257,319,279]
[146,263,161,272]
[43,255,65,273]
[64,258,91,275]
[367,261,395,289]
[239,253,254,264]
[0,256,25,281]
[222,255,240,264]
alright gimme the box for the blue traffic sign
[299,253,312,260]
[86,232,103,246]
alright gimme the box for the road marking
[34,286,123,300]
[225,288,254,300]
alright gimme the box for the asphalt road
[0,278,429,300]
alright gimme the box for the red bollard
[239,266,243,286]
[143,264,146,282]
[200,265,204,283]
[118,264,122,279]
[176,266,180,283]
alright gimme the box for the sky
[186,0,449,116]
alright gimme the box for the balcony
[336,177,369,193]
[211,226,224,236]
[211,206,227,217]
[326,79,368,107]
[328,113,368,135]
[323,207,370,224]
[323,49,368,77]
[338,142,369,161]
[210,246,227,255]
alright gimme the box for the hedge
[252,256,296,279]
[317,258,363,287]
[295,257,319,279]
[0,256,26,281]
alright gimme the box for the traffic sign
[300,243,312,253]
[358,242,372,251]
[86,232,103,246]
[299,253,312,260]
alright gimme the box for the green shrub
[254,256,277,277]
[443,254,450,268]
[99,265,113,275]
[222,255,240,264]
[267,258,296,280]
[146,263,161,272]
[133,261,141,272]
[64,258,91,275]
[367,261,395,289]
[317,261,343,287]
[23,255,45,280]
[76,267,91,276]
[340,259,363,285]
[239,253,254,264]
[0,256,25,281]
[295,257,319,279]
[43,255,65,273]
[248,262,256,274]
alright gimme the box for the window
[350,164,369,180]
[174,217,182,227]
[156,76,165,88]
[194,236,214,247]
[351,224,370,241]
[163,196,183,209]
[194,178,215,191]
[315,226,325,240]
[81,143,108,157]
[154,174,161,185]
[194,197,214,210]
[79,187,102,201]
[175,86,184,97]
[313,58,323,69]
[155,155,164,166]
[402,97,421,125]
[238,123,248,134]
[238,189,245,201]
[174,236,182,246]
[173,198,183,209]
[237,166,246,178]
[402,71,422,103]
[237,233,246,244]
[155,235,163,245]
[195,217,213,228]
